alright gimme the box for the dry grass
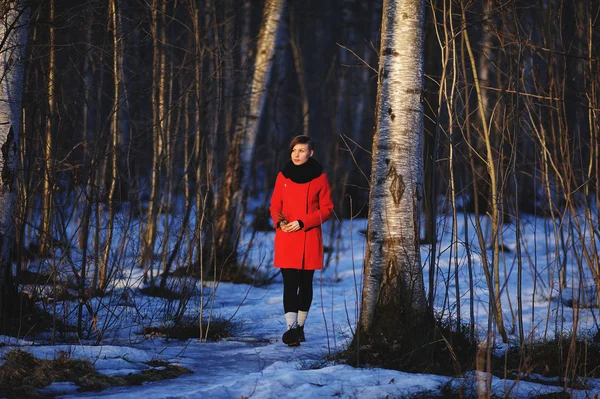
[142,314,237,341]
[0,350,192,399]
[496,335,600,389]
[343,317,478,377]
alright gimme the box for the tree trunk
[100,0,122,291]
[138,0,165,282]
[213,0,285,277]
[0,0,29,310]
[39,0,55,255]
[359,0,427,335]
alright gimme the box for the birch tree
[0,0,29,302]
[213,0,285,276]
[359,0,427,335]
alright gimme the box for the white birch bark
[239,0,284,175]
[360,0,427,332]
[0,1,29,278]
[215,0,284,257]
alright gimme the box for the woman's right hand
[281,220,301,233]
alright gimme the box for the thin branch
[336,43,378,74]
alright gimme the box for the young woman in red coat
[270,135,334,346]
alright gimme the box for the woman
[270,135,334,347]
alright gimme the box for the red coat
[270,172,334,270]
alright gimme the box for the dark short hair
[289,135,314,154]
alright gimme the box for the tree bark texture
[0,0,28,288]
[359,0,427,334]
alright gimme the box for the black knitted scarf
[281,158,323,184]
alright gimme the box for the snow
[2,213,600,398]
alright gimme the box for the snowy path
[53,263,366,398]
[62,339,332,398]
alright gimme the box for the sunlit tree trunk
[39,0,55,254]
[359,0,427,334]
[0,0,29,302]
[139,0,165,282]
[100,0,122,291]
[214,0,285,276]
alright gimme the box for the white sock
[298,311,308,327]
[285,312,298,330]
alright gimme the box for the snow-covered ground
[2,213,600,398]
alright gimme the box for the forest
[1,0,600,397]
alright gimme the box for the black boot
[282,327,300,346]
[297,325,305,342]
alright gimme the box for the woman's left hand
[281,220,302,233]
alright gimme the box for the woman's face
[291,143,313,165]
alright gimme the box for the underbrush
[0,289,75,339]
[142,314,239,341]
[496,334,600,388]
[342,317,478,376]
[341,316,600,395]
[0,350,192,399]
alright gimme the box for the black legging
[281,269,315,313]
